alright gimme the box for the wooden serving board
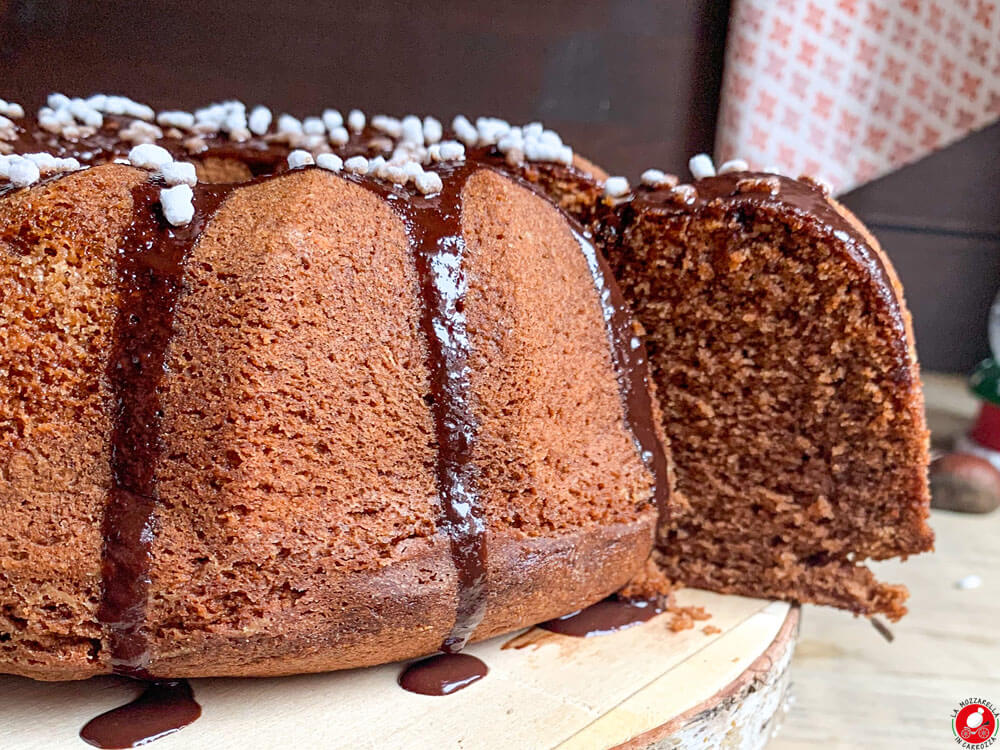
[0,590,797,750]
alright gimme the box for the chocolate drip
[349,164,488,653]
[349,162,669,654]
[86,178,248,744]
[538,595,663,637]
[100,182,233,676]
[80,680,201,749]
[397,653,488,696]
[572,229,671,521]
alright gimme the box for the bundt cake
[0,94,931,686]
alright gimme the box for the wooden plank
[0,592,792,749]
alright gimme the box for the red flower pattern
[717,0,1000,192]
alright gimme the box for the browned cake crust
[606,173,933,620]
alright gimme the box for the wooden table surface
[772,374,1000,749]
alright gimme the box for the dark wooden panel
[864,228,1000,373]
[3,0,994,373]
[842,122,1000,373]
[842,123,1000,235]
[0,0,730,177]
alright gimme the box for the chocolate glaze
[348,164,488,653]
[627,172,912,387]
[538,595,663,637]
[101,181,235,677]
[80,679,201,749]
[571,228,670,520]
[397,652,488,696]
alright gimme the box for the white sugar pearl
[160,184,194,226]
[540,129,562,147]
[159,161,198,186]
[303,117,325,135]
[414,170,443,195]
[452,115,477,146]
[603,176,631,198]
[402,160,423,179]
[124,99,155,121]
[718,159,749,174]
[347,109,365,132]
[372,115,402,138]
[344,155,368,174]
[103,96,129,116]
[438,141,465,161]
[689,153,716,179]
[287,150,315,169]
[956,574,982,590]
[8,157,41,187]
[0,99,24,118]
[384,165,408,184]
[56,157,81,173]
[225,110,248,133]
[278,114,303,135]
[368,156,387,176]
[316,153,343,172]
[26,155,79,175]
[498,130,523,153]
[328,126,349,146]
[157,110,195,130]
[475,117,510,146]
[67,99,102,128]
[128,143,173,170]
[248,106,272,135]
[523,139,554,162]
[423,116,443,145]
[322,109,343,131]
[641,169,677,188]
[22,152,57,171]
[47,93,71,110]
[400,115,424,145]
[120,120,163,144]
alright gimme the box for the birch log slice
[0,590,798,750]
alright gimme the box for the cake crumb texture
[608,183,933,621]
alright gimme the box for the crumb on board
[667,604,711,632]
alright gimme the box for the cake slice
[605,169,933,620]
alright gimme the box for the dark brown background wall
[2,0,997,372]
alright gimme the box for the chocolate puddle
[80,680,201,749]
[539,596,663,637]
[398,653,488,696]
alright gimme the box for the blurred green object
[969,358,1000,406]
